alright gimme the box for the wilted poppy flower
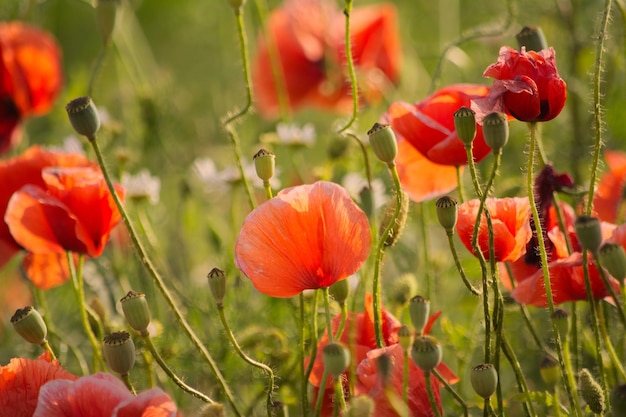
[472,46,566,122]
[511,252,621,307]
[593,151,626,223]
[0,22,63,154]
[308,294,457,417]
[388,84,492,166]
[252,0,400,118]
[0,352,78,417]
[456,197,532,262]
[235,181,371,297]
[33,372,178,417]
[5,166,124,259]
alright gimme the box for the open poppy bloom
[593,150,626,223]
[456,197,532,263]
[472,46,566,122]
[387,84,492,166]
[33,372,178,417]
[0,352,78,417]
[235,181,371,297]
[308,294,457,416]
[0,22,63,154]
[5,166,124,259]
[252,0,400,118]
[0,146,94,288]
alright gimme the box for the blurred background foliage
[1,0,626,415]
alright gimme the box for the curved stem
[120,373,137,395]
[594,256,626,326]
[597,303,626,381]
[432,368,469,417]
[88,139,242,416]
[455,165,465,202]
[425,371,441,417]
[218,304,275,415]
[347,133,373,189]
[40,340,57,361]
[87,44,110,96]
[502,333,536,417]
[337,0,359,134]
[446,231,481,296]
[334,302,348,341]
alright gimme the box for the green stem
[68,253,105,371]
[586,0,613,216]
[300,293,309,417]
[262,180,273,200]
[403,349,409,406]
[445,231,481,296]
[120,373,137,395]
[502,333,536,417]
[218,304,275,415]
[332,377,347,415]
[40,340,57,361]
[337,0,359,134]
[418,203,434,301]
[87,44,110,96]
[88,139,242,416]
[594,256,626,327]
[597,301,626,381]
[456,165,465,202]
[323,288,334,343]
[425,371,442,417]
[347,133,373,189]
[305,291,320,382]
[433,368,469,417]
[334,303,348,341]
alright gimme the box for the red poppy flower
[456,197,532,262]
[0,352,78,417]
[510,252,621,307]
[308,294,457,417]
[0,22,63,154]
[33,372,178,417]
[472,46,566,122]
[593,151,626,223]
[5,166,124,259]
[388,84,492,166]
[252,0,400,118]
[235,181,371,298]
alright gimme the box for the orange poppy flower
[252,0,400,118]
[235,181,371,298]
[511,252,621,307]
[33,372,178,417]
[0,22,63,154]
[308,294,458,417]
[387,84,492,166]
[593,150,626,223]
[0,352,78,417]
[5,166,124,258]
[456,197,532,263]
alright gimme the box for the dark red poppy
[234,181,371,298]
[387,84,492,166]
[456,197,532,263]
[252,0,400,118]
[0,22,63,154]
[472,46,566,122]
[308,294,458,417]
[5,166,124,259]
[593,151,626,223]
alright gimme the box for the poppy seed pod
[516,26,548,53]
[598,242,626,280]
[66,96,101,140]
[408,295,430,335]
[435,196,458,233]
[322,342,350,378]
[575,215,602,254]
[207,268,227,305]
[367,123,398,164]
[411,335,442,373]
[11,306,47,345]
[103,331,136,375]
[120,291,151,335]
[453,106,477,147]
[540,355,560,387]
[397,324,412,351]
[551,308,570,343]
[253,148,275,181]
[482,112,509,152]
[579,369,605,414]
[470,363,498,399]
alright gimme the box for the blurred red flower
[472,46,566,122]
[388,84,491,166]
[0,352,78,417]
[0,22,63,154]
[308,294,457,417]
[5,166,124,259]
[593,150,626,223]
[235,181,371,298]
[456,197,532,262]
[252,0,400,118]
[0,146,95,288]
[33,372,178,417]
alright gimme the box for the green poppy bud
[379,190,408,247]
[322,342,350,378]
[470,363,498,399]
[579,369,605,414]
[120,291,151,336]
[397,325,412,351]
[516,26,548,52]
[411,335,442,373]
[103,331,136,375]
[598,242,626,280]
[551,308,570,343]
[408,295,430,335]
[390,273,417,307]
[367,123,398,164]
[453,106,477,146]
[66,96,101,140]
[253,148,275,182]
[329,279,350,306]
[345,396,375,417]
[11,306,47,345]
[435,196,458,233]
[540,355,560,387]
[575,215,602,254]
[482,112,509,152]
[207,268,227,306]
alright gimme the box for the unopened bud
[367,123,398,164]
[579,369,605,414]
[540,355,560,387]
[516,26,548,52]
[329,279,350,305]
[398,325,412,351]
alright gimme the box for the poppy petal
[22,252,71,290]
